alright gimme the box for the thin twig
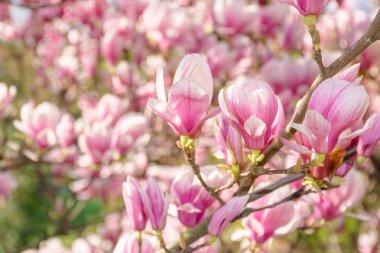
[235,9,380,195]
[168,173,304,252]
[215,178,238,193]
[183,147,225,205]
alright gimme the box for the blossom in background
[56,113,77,147]
[78,121,113,165]
[110,113,147,157]
[147,54,219,138]
[14,102,63,148]
[212,0,256,36]
[219,79,284,153]
[357,113,380,158]
[303,169,366,224]
[79,94,127,127]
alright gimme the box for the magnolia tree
[0,0,380,252]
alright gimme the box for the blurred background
[0,0,380,252]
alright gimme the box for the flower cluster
[0,0,379,252]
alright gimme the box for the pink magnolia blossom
[78,122,113,165]
[171,168,223,228]
[304,169,366,223]
[147,54,219,138]
[357,113,380,157]
[101,30,124,65]
[257,3,289,37]
[281,77,369,179]
[208,195,248,236]
[101,16,132,65]
[110,113,147,156]
[141,2,196,51]
[278,0,330,16]
[0,83,16,119]
[205,40,236,77]
[214,115,243,167]
[122,177,147,231]
[243,185,308,244]
[219,79,284,152]
[110,61,137,95]
[140,177,170,231]
[358,230,379,253]
[79,94,127,127]
[260,56,318,96]
[213,0,256,36]
[56,113,76,147]
[14,102,63,148]
[282,18,309,51]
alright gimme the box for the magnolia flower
[357,113,380,158]
[214,115,243,168]
[171,168,223,228]
[213,0,256,35]
[208,195,248,236]
[243,185,308,244]
[278,0,330,16]
[122,177,147,231]
[110,113,147,156]
[78,122,113,165]
[79,94,127,127]
[14,102,63,148]
[147,54,219,138]
[101,30,124,65]
[140,177,170,231]
[281,77,369,179]
[219,79,284,153]
[0,83,16,119]
[56,113,76,147]
[261,56,318,95]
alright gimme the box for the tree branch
[168,173,304,252]
[169,9,380,251]
[183,147,225,205]
[261,9,380,166]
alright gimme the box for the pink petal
[173,54,213,101]
[279,137,313,155]
[335,64,360,82]
[147,98,186,135]
[291,123,312,141]
[208,195,248,236]
[304,110,331,153]
[168,79,210,133]
[189,107,221,137]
